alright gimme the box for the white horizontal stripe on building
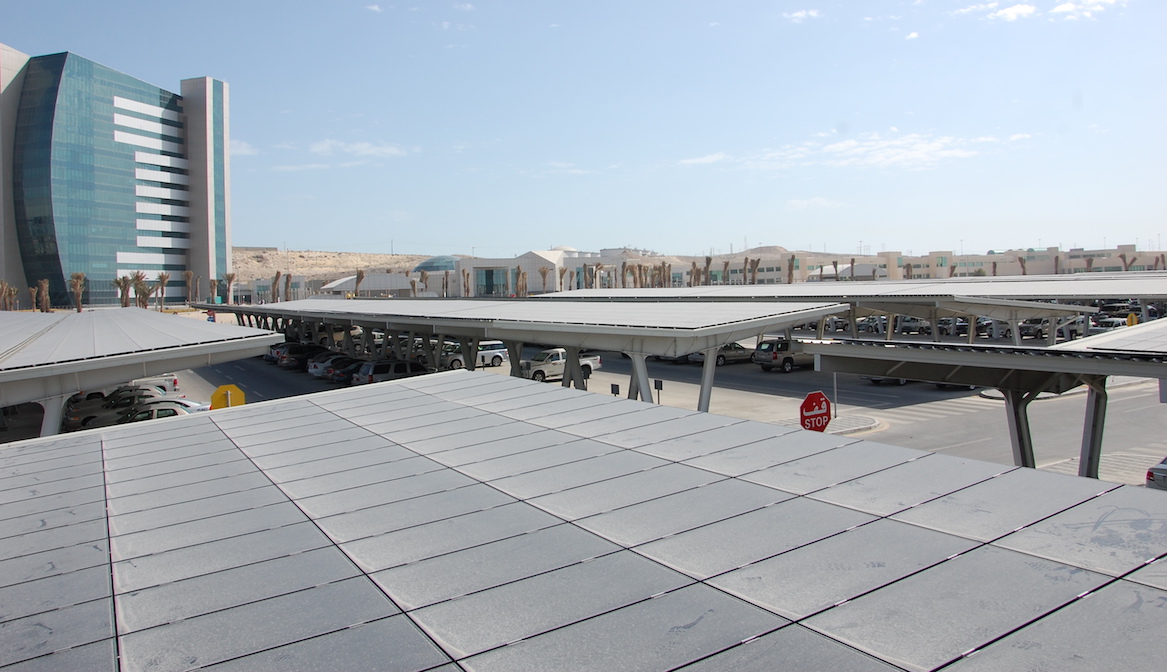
[135,185,189,201]
[134,152,189,169]
[113,96,181,122]
[137,236,191,250]
[114,130,182,154]
[117,251,187,266]
[113,113,183,139]
[136,219,191,233]
[136,202,191,217]
[117,270,190,282]
[135,168,189,186]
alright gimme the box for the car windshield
[532,351,553,362]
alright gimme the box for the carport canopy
[0,309,284,436]
[204,298,848,411]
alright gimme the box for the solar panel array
[2,371,1164,671]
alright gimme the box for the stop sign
[800,391,832,432]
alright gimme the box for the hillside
[231,248,438,283]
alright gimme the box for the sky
[6,1,1165,259]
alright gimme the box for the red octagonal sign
[800,391,832,432]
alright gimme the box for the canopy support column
[1079,376,1108,479]
[1002,388,1039,468]
[697,346,719,412]
[627,353,653,403]
[37,394,71,437]
[505,341,525,377]
[562,346,586,389]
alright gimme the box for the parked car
[308,353,356,377]
[689,342,752,366]
[1147,456,1167,491]
[277,343,330,370]
[857,316,888,333]
[1089,317,1128,334]
[442,340,509,369]
[264,342,295,363]
[935,318,968,336]
[82,397,211,429]
[351,359,432,385]
[861,376,910,386]
[325,360,366,384]
[118,400,207,425]
[752,339,814,373]
[896,316,931,335]
[63,386,177,431]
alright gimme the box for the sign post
[211,384,245,410]
[800,391,832,432]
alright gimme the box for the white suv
[443,340,509,369]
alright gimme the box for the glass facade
[7,50,225,307]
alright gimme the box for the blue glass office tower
[0,42,230,307]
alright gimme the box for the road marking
[932,436,995,451]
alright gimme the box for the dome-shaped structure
[413,255,458,273]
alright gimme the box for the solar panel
[1,370,1163,671]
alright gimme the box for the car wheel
[449,358,463,369]
[896,378,908,386]
[532,370,545,382]
[581,365,592,377]
[715,355,726,366]
[760,365,773,372]
[491,355,503,367]
[782,358,794,373]
[870,379,881,385]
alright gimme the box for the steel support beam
[627,353,653,403]
[562,346,586,390]
[505,340,524,377]
[1002,388,1039,468]
[37,394,70,437]
[697,346,719,412]
[1079,376,1108,479]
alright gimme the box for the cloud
[272,163,332,172]
[819,133,978,167]
[309,139,409,157]
[1051,0,1125,20]
[989,4,1037,20]
[1008,133,1032,141]
[365,4,383,12]
[905,32,919,39]
[679,152,730,166]
[230,139,259,156]
[453,2,473,9]
[785,197,851,211]
[782,10,822,23]
[955,3,999,15]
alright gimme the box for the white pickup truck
[520,348,602,382]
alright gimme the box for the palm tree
[462,268,471,296]
[832,260,839,281]
[703,256,712,286]
[208,279,219,306]
[284,274,292,302]
[37,279,50,311]
[750,258,760,285]
[1119,253,1136,271]
[689,261,699,287]
[443,270,450,297]
[991,261,999,276]
[129,271,149,308]
[28,286,37,311]
[410,278,418,297]
[594,263,605,289]
[272,271,282,302]
[722,260,730,285]
[1017,257,1027,275]
[0,281,7,310]
[1084,258,1093,273]
[904,263,914,280]
[69,272,86,312]
[787,255,795,284]
[537,266,551,293]
[112,277,126,307]
[558,267,568,291]
[183,270,195,304]
[850,258,856,282]
[223,273,236,305]
[419,270,429,293]
[156,272,170,310]
[353,269,365,298]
